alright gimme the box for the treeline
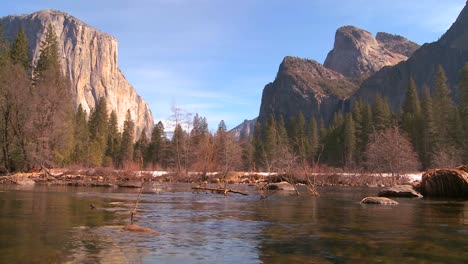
[1,23,467,174]
[251,64,468,173]
[0,23,242,173]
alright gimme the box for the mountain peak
[324,25,415,78]
[376,32,420,57]
[438,2,468,49]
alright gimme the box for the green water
[0,184,466,263]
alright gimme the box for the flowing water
[0,184,467,263]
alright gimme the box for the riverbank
[0,168,421,188]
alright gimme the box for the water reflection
[0,185,467,263]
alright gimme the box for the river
[0,184,466,263]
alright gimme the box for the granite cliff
[1,10,154,134]
[257,56,358,124]
[324,26,419,78]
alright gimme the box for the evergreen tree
[321,112,344,166]
[134,129,148,168]
[239,130,254,171]
[459,64,468,163]
[402,79,423,163]
[372,96,391,132]
[432,65,456,151]
[105,110,120,166]
[30,24,74,167]
[421,87,436,168]
[252,121,265,170]
[343,113,356,167]
[10,25,29,70]
[119,110,135,167]
[308,117,319,164]
[71,104,89,165]
[88,97,108,165]
[172,123,186,173]
[148,121,165,168]
[33,24,60,84]
[276,115,290,157]
[263,114,278,171]
[0,22,10,65]
[289,112,308,164]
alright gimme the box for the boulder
[266,181,296,191]
[378,185,422,198]
[360,197,398,205]
[421,169,468,198]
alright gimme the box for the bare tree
[365,127,420,181]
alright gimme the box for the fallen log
[192,186,248,196]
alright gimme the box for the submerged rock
[266,182,296,191]
[378,185,422,198]
[360,197,398,205]
[122,224,158,234]
[421,168,468,198]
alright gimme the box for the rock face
[0,10,154,134]
[376,32,420,57]
[378,185,423,198]
[421,169,468,198]
[257,25,420,126]
[352,3,468,111]
[230,118,257,139]
[324,26,418,78]
[360,197,399,205]
[258,56,358,124]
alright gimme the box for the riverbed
[0,184,466,263]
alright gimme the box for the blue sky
[1,0,465,131]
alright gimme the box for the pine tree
[343,113,356,167]
[71,104,89,165]
[0,22,10,65]
[421,87,436,168]
[88,97,108,165]
[402,79,423,163]
[10,25,29,70]
[289,112,308,164]
[172,123,186,173]
[105,110,120,166]
[308,117,319,164]
[30,24,74,166]
[148,121,165,167]
[372,96,391,132]
[119,110,135,167]
[459,64,468,163]
[239,130,254,171]
[252,121,265,170]
[134,129,148,168]
[432,65,456,154]
[321,112,345,166]
[33,24,60,84]
[263,114,278,171]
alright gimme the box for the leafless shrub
[365,127,420,182]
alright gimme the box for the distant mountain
[230,118,257,139]
[1,10,154,134]
[324,26,419,78]
[352,3,468,110]
[258,56,359,124]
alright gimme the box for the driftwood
[192,186,248,196]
